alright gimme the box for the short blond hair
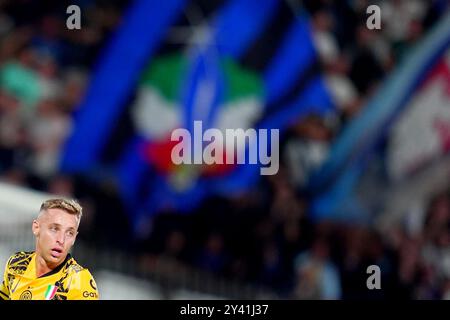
[39,198,83,222]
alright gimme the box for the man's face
[32,208,79,267]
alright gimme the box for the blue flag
[60,0,335,234]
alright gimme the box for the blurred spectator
[163,229,188,263]
[47,174,75,197]
[257,241,283,289]
[26,98,72,179]
[0,47,42,111]
[349,24,385,96]
[60,67,88,112]
[324,54,362,120]
[292,236,342,299]
[195,232,228,275]
[381,0,428,44]
[0,90,28,173]
[283,115,333,189]
[443,279,450,300]
[311,9,339,65]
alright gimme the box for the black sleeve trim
[0,289,9,300]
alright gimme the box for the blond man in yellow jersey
[0,198,99,300]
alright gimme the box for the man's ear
[32,219,39,237]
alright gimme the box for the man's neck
[34,253,57,278]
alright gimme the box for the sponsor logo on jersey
[83,291,98,299]
[90,279,97,290]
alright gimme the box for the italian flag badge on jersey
[45,285,57,300]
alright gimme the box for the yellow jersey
[0,251,99,300]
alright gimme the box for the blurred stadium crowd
[0,0,449,299]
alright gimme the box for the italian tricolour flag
[131,52,265,189]
[45,284,57,300]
